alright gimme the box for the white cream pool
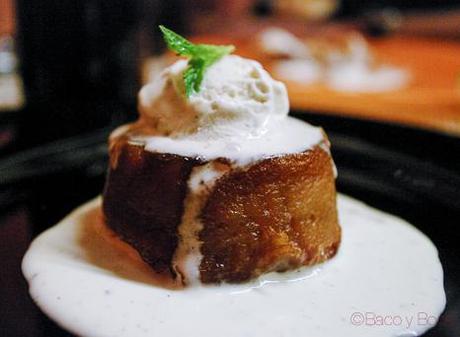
[22,195,445,337]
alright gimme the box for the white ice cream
[135,55,324,164]
[139,55,289,139]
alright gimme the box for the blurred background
[1,0,460,151]
[1,1,460,336]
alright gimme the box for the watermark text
[350,311,437,329]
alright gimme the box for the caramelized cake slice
[102,135,340,285]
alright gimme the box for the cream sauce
[22,195,445,337]
[173,162,229,285]
[136,117,325,166]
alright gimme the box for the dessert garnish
[159,25,235,97]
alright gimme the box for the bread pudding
[102,28,341,286]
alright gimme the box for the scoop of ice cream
[138,55,289,139]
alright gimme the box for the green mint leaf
[159,25,235,97]
[194,44,235,62]
[159,25,195,56]
[184,59,205,96]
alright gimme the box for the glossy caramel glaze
[103,136,340,284]
[199,147,340,283]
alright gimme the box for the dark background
[1,0,460,336]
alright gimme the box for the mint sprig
[159,25,235,97]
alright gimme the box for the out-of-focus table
[281,36,460,136]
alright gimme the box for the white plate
[22,195,445,337]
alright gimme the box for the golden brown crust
[199,147,340,283]
[102,138,340,284]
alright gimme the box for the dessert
[102,27,341,285]
[258,27,410,92]
[21,26,446,337]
